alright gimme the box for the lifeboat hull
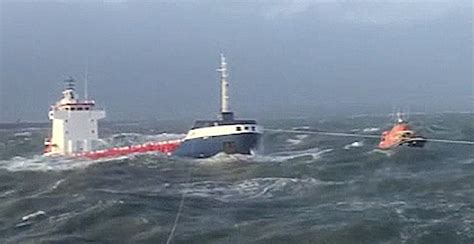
[378,137,426,150]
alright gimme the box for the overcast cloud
[0,0,472,122]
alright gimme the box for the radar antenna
[64,77,76,90]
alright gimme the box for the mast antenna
[217,53,230,114]
[84,60,89,100]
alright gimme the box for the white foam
[258,148,333,163]
[21,210,46,221]
[180,177,341,202]
[196,152,254,165]
[195,147,332,164]
[291,126,311,130]
[0,190,15,198]
[369,149,395,157]
[362,127,380,133]
[13,131,33,137]
[0,155,120,172]
[286,134,309,145]
[344,141,364,150]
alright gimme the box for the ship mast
[217,54,233,120]
[396,111,404,123]
[218,54,229,113]
[84,64,89,101]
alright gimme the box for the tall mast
[217,53,230,114]
[84,63,89,100]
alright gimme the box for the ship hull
[173,132,262,158]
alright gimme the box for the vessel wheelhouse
[44,78,106,156]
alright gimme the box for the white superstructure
[45,78,106,156]
[184,123,264,140]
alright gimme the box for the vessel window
[251,126,256,131]
[65,108,70,111]
[65,131,69,134]
[244,126,249,130]
[85,107,90,111]
[65,120,68,123]
[91,130,95,134]
[78,107,83,111]
[236,126,242,131]
[71,107,76,111]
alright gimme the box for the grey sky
[0,0,472,122]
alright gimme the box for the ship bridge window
[236,126,242,131]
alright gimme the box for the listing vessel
[44,78,181,159]
[378,112,426,150]
[173,54,263,158]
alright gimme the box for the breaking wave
[344,141,364,149]
[0,155,123,172]
[180,177,343,202]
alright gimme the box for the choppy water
[0,113,473,243]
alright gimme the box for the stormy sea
[0,112,473,243]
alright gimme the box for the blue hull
[173,133,262,158]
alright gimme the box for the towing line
[264,129,474,146]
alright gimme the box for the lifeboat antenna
[396,111,404,123]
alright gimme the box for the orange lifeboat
[378,114,426,150]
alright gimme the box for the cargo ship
[173,54,263,158]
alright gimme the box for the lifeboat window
[244,126,249,130]
[236,126,242,131]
